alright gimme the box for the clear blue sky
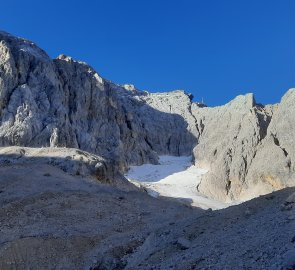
[1,0,295,106]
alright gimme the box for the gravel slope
[0,154,294,269]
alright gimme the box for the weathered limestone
[0,30,294,202]
[242,89,295,200]
[191,94,276,201]
[0,31,196,174]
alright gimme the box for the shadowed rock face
[0,31,196,172]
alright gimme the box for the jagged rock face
[0,33,60,147]
[0,31,294,202]
[192,94,275,201]
[242,89,295,199]
[192,90,295,202]
[0,31,196,171]
[140,91,198,155]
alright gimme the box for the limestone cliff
[192,90,295,202]
[0,31,196,173]
[0,30,294,202]
[191,94,275,201]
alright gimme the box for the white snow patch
[125,156,231,210]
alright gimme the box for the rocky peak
[0,31,197,173]
[226,93,256,110]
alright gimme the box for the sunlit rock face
[191,94,275,201]
[243,89,295,200]
[0,31,196,172]
[192,90,295,202]
[0,30,294,202]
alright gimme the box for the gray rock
[0,31,196,174]
[176,237,191,250]
[0,30,294,203]
[271,249,295,270]
[244,89,295,199]
[0,146,134,190]
[192,89,295,202]
[191,94,275,201]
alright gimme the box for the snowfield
[125,156,231,209]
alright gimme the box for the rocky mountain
[192,91,295,202]
[0,31,195,174]
[191,94,274,201]
[0,30,294,203]
[0,31,295,270]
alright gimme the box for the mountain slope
[0,30,294,202]
[0,155,293,269]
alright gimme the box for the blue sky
[1,0,295,106]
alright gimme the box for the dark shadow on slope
[0,150,206,212]
[0,151,294,269]
[0,150,201,208]
[0,148,133,191]
[0,152,206,269]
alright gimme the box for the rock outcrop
[242,89,295,199]
[0,146,133,190]
[0,31,196,174]
[191,94,275,201]
[140,90,199,155]
[192,90,295,202]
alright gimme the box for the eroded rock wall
[1,30,294,202]
[0,31,196,172]
[192,91,295,202]
[191,94,275,201]
[242,89,295,200]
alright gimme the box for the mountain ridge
[0,30,295,269]
[0,30,294,203]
